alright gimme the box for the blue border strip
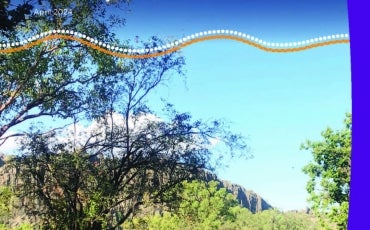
[348,0,370,229]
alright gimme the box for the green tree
[0,186,12,225]
[124,181,325,230]
[125,180,242,230]
[0,0,33,35]
[6,26,247,230]
[242,209,323,230]
[0,185,34,229]
[301,113,351,229]
[12,106,246,229]
[177,180,238,229]
[2,1,248,229]
[0,0,130,144]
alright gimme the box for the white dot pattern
[0,29,350,53]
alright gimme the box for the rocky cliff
[221,179,272,213]
[0,154,273,217]
[202,171,273,213]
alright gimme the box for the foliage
[11,102,246,229]
[0,223,33,230]
[234,209,323,230]
[0,0,130,144]
[0,0,33,34]
[2,1,248,229]
[176,180,238,229]
[124,180,241,230]
[0,185,33,230]
[6,43,247,229]
[124,180,324,230]
[301,113,351,229]
[0,186,12,224]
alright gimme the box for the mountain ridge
[201,170,273,213]
[0,153,273,227]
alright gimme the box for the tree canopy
[1,1,249,229]
[124,180,242,230]
[301,113,351,229]
[124,180,324,230]
[0,0,130,143]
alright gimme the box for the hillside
[0,154,273,215]
[0,154,329,230]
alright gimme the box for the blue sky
[112,0,349,41]
[110,0,351,211]
[1,0,351,211]
[145,39,351,211]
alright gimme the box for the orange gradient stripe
[0,34,350,58]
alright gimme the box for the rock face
[0,155,273,216]
[220,180,273,213]
[202,171,273,213]
[0,155,17,187]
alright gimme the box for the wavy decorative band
[0,29,350,58]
